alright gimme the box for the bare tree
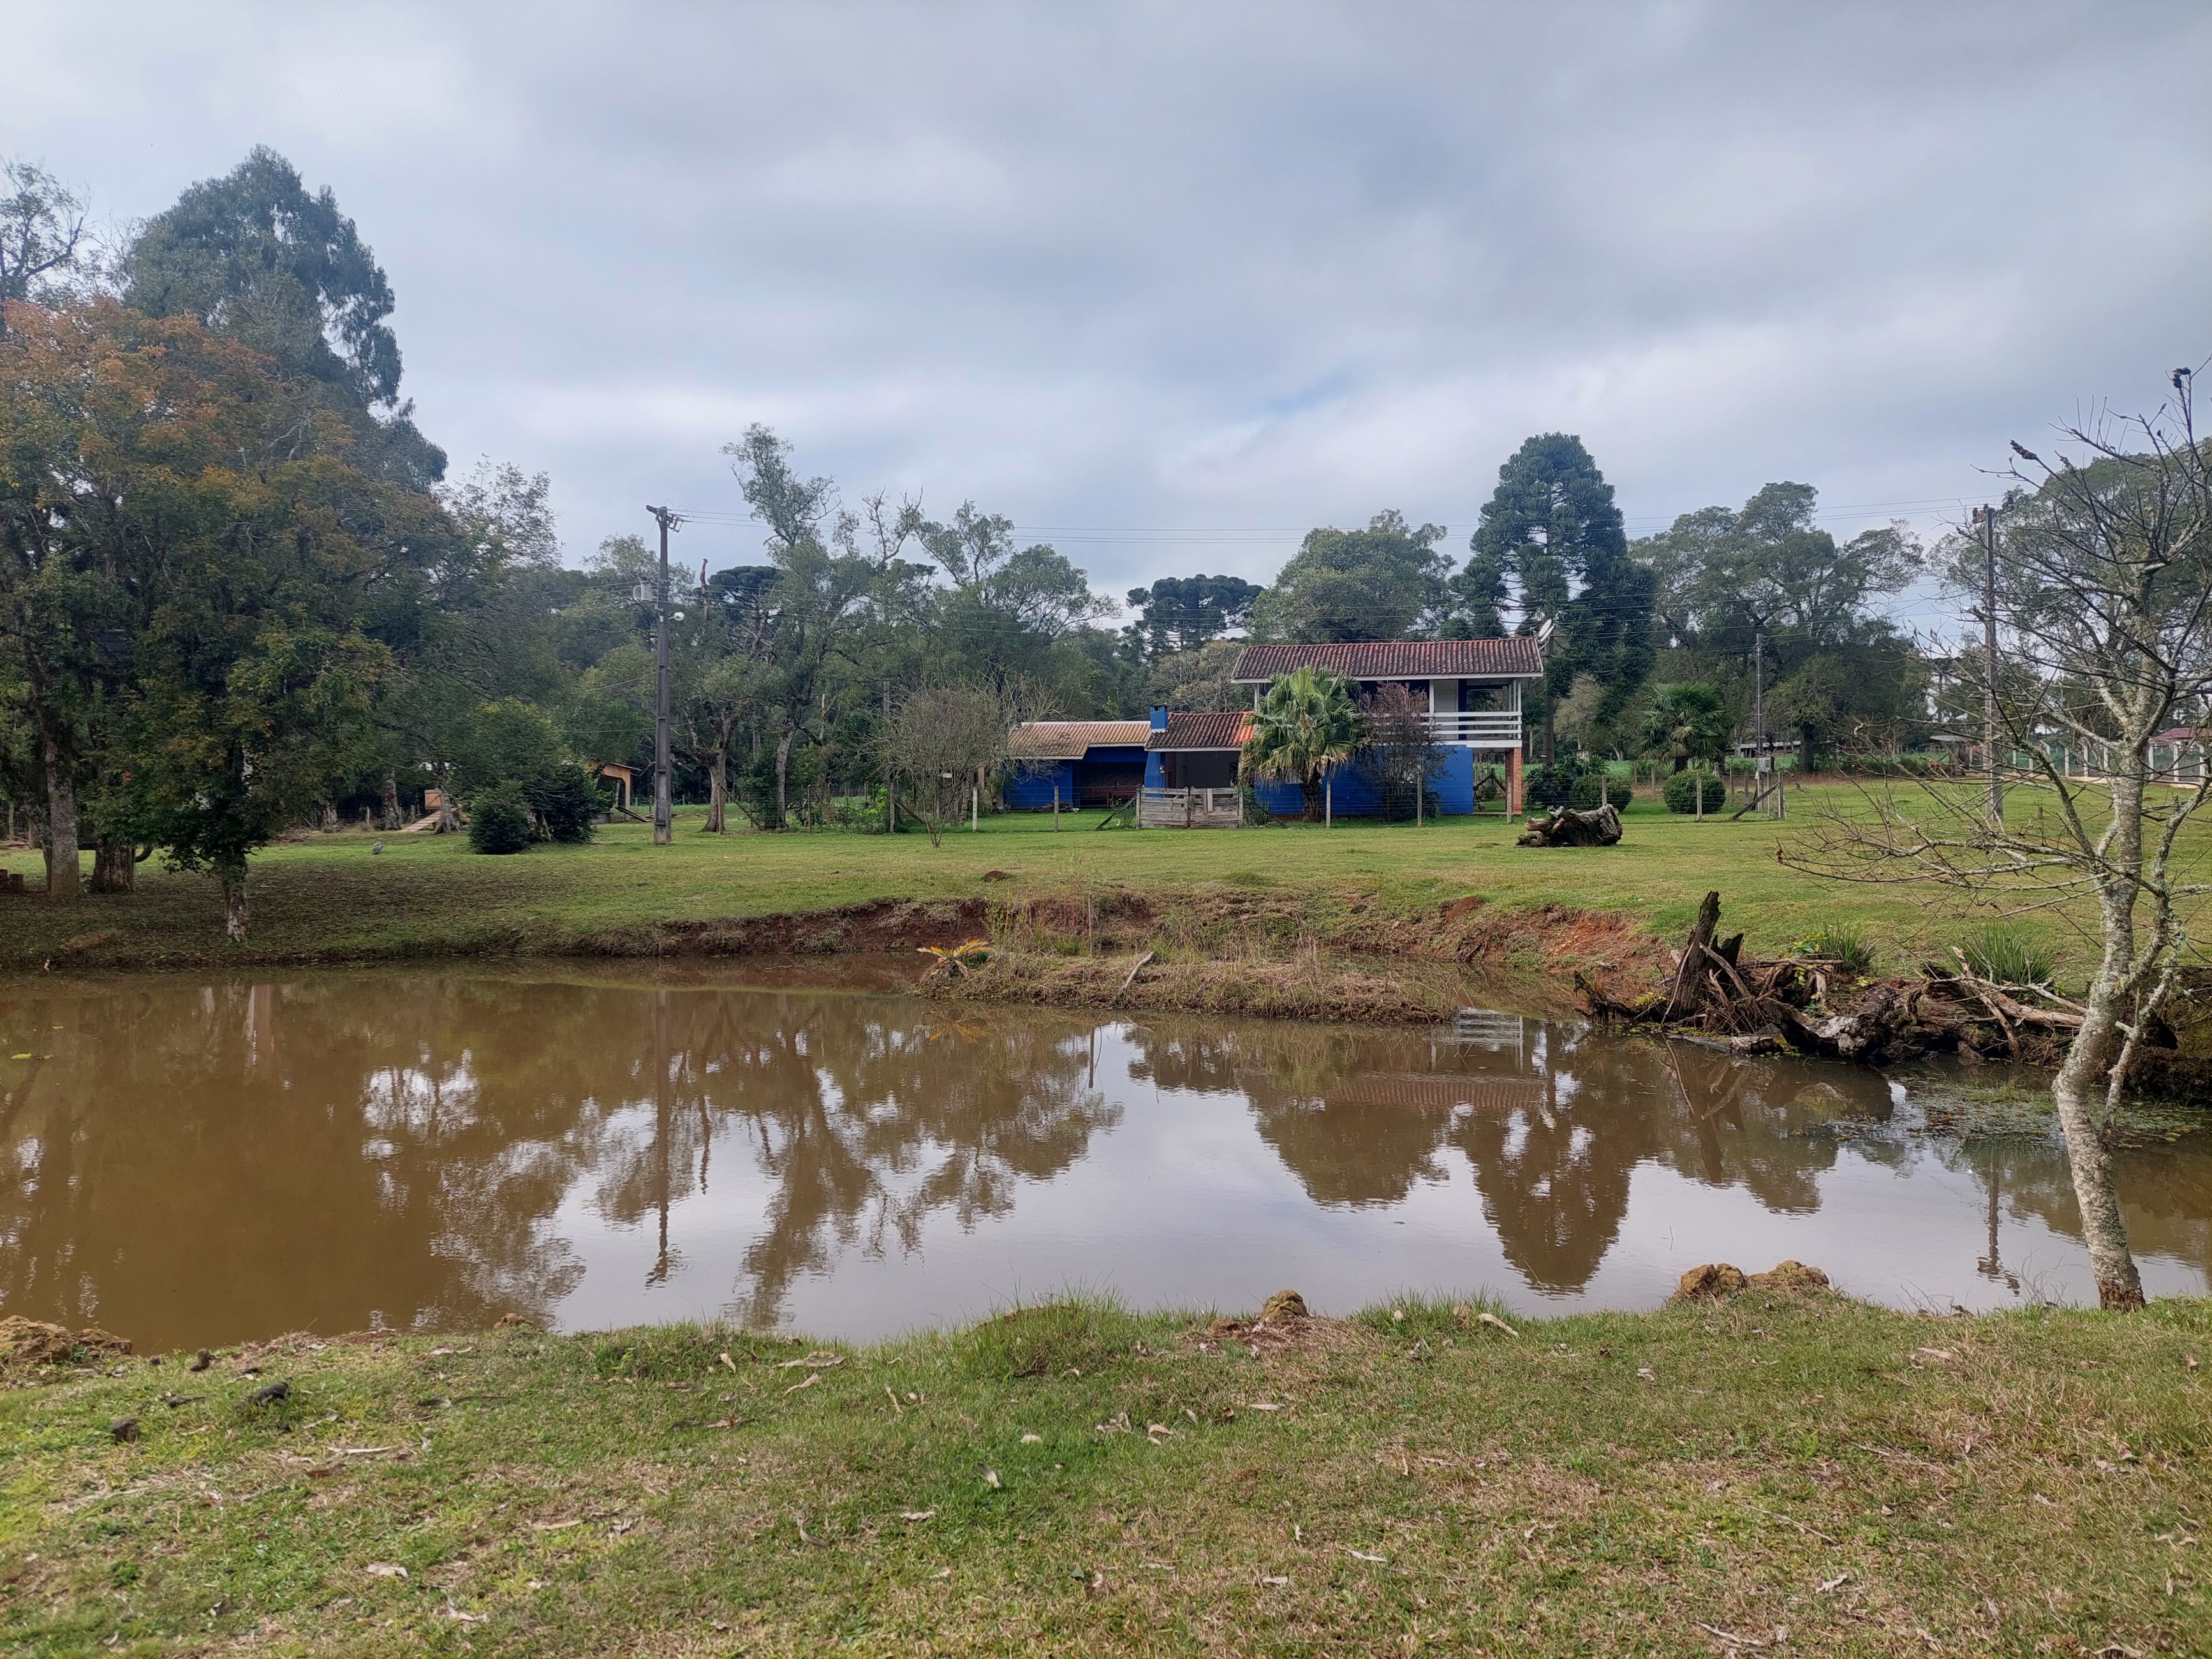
[1357,682,1443,820]
[1788,367,2212,1309]
[880,684,1023,847]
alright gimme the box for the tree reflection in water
[1,975,2203,1351]
[1142,1013,1903,1292]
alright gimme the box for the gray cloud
[8,1,2208,626]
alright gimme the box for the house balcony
[1420,710,1523,747]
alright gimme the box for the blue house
[1005,720,1151,810]
[1226,638,1542,819]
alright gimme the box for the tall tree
[1251,511,1449,642]
[724,425,921,826]
[1465,434,1651,759]
[121,147,444,487]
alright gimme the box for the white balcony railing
[1420,711,1522,746]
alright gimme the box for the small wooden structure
[591,762,637,812]
[1138,786,1242,829]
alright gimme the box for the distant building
[1005,720,1151,809]
[1225,638,1542,817]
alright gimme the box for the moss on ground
[2,1292,2206,1656]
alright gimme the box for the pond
[1,964,2204,1352]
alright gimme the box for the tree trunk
[1299,773,1324,822]
[221,869,249,941]
[89,840,136,894]
[436,765,461,833]
[40,730,79,903]
[774,730,795,831]
[707,748,728,833]
[2044,755,2149,1308]
[380,770,402,830]
[2053,997,2145,1309]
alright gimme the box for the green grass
[4,783,2180,986]
[3,1293,2206,1656]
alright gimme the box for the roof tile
[1007,719,1153,759]
[1231,639,1542,682]
[1146,711,1254,751]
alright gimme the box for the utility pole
[1978,505,2004,827]
[644,505,680,844]
[1753,628,1767,815]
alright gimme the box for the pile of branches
[1578,890,2084,1066]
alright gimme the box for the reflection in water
[0,969,2204,1350]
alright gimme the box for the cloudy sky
[9,3,2209,624]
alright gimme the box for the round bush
[525,765,603,844]
[468,784,533,854]
[1568,774,1630,810]
[1662,770,1726,814]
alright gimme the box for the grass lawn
[3,784,2179,985]
[3,1292,2206,1656]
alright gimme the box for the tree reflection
[3,977,2202,1351]
[1126,1013,1904,1294]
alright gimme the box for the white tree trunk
[221,870,249,941]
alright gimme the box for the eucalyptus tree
[0,159,91,332]
[121,145,445,488]
[724,425,923,827]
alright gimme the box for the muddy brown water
[1,962,2204,1352]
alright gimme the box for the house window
[1460,681,1510,712]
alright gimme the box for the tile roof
[1007,719,1153,760]
[1231,638,1543,682]
[1146,711,1255,751]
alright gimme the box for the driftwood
[1577,890,2085,1067]
[1517,802,1622,848]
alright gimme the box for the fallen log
[1516,802,1622,848]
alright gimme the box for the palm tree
[1638,682,1732,774]
[1243,668,1365,821]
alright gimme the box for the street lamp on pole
[644,506,681,845]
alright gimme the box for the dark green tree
[1125,575,1263,654]
[1464,434,1653,759]
[121,146,445,487]
[1251,511,1449,642]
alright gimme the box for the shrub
[468,783,533,854]
[1662,770,1725,814]
[1524,762,1582,808]
[524,766,604,844]
[1798,920,1875,977]
[1568,773,1630,810]
[1958,926,2056,988]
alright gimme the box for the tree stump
[1516,802,1622,848]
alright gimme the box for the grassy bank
[0,785,2166,988]
[3,1290,2206,1656]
